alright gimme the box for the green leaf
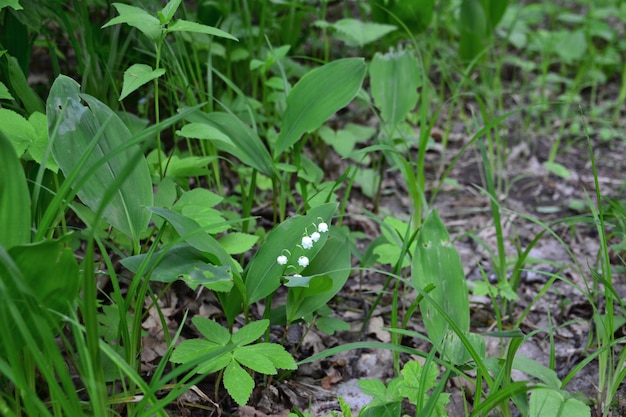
[170,339,231,373]
[9,239,80,321]
[102,3,162,41]
[275,58,366,157]
[243,203,337,305]
[234,347,277,374]
[224,360,255,406]
[513,355,561,389]
[529,388,590,417]
[0,130,30,248]
[330,19,397,47]
[316,316,350,335]
[159,0,181,24]
[26,112,59,172]
[370,49,421,129]
[219,232,259,255]
[6,55,44,114]
[459,0,488,63]
[167,20,238,41]
[120,244,233,291]
[286,227,351,323]
[0,108,34,156]
[192,316,231,345]
[148,207,238,267]
[184,111,275,177]
[47,75,153,242]
[0,81,14,99]
[232,319,268,346]
[241,343,297,370]
[412,210,470,348]
[0,0,22,11]
[119,64,165,101]
[543,161,571,179]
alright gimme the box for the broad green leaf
[513,355,561,389]
[121,244,233,291]
[234,347,277,374]
[284,274,326,288]
[0,108,34,155]
[119,64,165,101]
[459,0,488,63]
[370,0,434,35]
[170,339,231,374]
[0,0,22,10]
[9,238,79,320]
[0,130,30,248]
[148,207,241,277]
[232,319,268,346]
[331,19,397,47]
[26,112,58,172]
[243,203,337,305]
[192,316,231,345]
[529,388,590,417]
[237,343,297,370]
[159,0,181,24]
[286,227,351,323]
[174,188,223,208]
[47,76,153,242]
[6,55,44,114]
[219,232,258,255]
[167,20,238,41]
[440,329,485,365]
[316,316,350,335]
[0,81,13,99]
[224,360,255,406]
[184,111,275,177]
[275,58,366,157]
[187,265,233,292]
[370,49,420,129]
[103,3,162,41]
[412,210,469,348]
[317,124,375,159]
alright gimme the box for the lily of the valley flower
[301,236,313,249]
[318,222,329,233]
[277,255,288,265]
[298,256,309,267]
[311,231,321,242]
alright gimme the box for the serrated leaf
[219,232,258,255]
[0,108,35,156]
[167,19,237,41]
[0,0,22,11]
[232,319,268,346]
[192,316,231,345]
[102,3,162,41]
[26,112,58,172]
[224,360,255,406]
[275,58,366,157]
[119,64,165,101]
[240,343,297,370]
[170,339,220,364]
[234,347,277,374]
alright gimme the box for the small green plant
[171,318,296,406]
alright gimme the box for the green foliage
[171,318,296,406]
[47,75,153,244]
[275,58,367,158]
[0,130,30,248]
[412,210,469,350]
